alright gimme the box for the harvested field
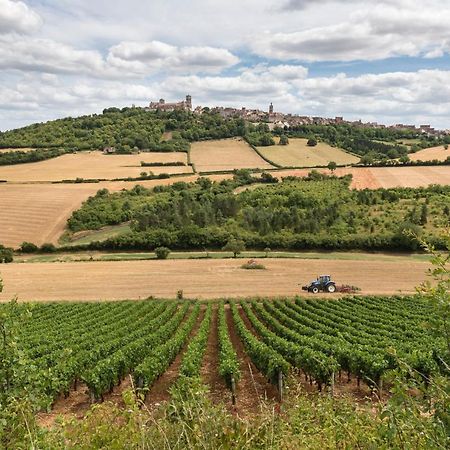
[258,138,359,167]
[0,151,191,182]
[367,166,450,188]
[409,145,450,162]
[191,138,273,172]
[0,258,431,302]
[0,176,199,248]
[272,166,450,189]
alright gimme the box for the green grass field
[13,250,434,264]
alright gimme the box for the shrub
[279,134,289,145]
[155,246,170,259]
[40,243,57,253]
[19,242,39,253]
[307,137,318,147]
[241,259,266,270]
[0,245,13,263]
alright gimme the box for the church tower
[269,102,274,114]
[186,95,192,110]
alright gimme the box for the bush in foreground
[154,246,170,259]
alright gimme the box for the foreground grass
[8,377,448,450]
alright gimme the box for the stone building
[148,95,192,112]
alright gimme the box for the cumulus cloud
[107,41,239,74]
[294,69,450,122]
[163,64,307,102]
[0,35,106,75]
[0,0,42,34]
[0,35,239,78]
[253,3,450,61]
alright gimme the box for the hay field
[258,139,359,167]
[409,145,450,162]
[191,138,273,172]
[0,257,430,302]
[0,151,191,182]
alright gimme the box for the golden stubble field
[0,257,432,302]
[409,145,450,162]
[0,151,192,182]
[0,176,198,249]
[274,166,450,189]
[191,138,273,172]
[257,139,360,167]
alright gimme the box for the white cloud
[0,35,239,78]
[0,0,42,34]
[162,64,307,102]
[0,35,106,76]
[107,41,239,74]
[253,3,450,61]
[294,69,450,123]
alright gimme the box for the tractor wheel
[311,287,319,294]
[327,284,336,293]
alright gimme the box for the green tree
[420,203,428,225]
[307,137,318,147]
[223,238,245,258]
[360,155,374,166]
[327,161,337,173]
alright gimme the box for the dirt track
[0,258,431,302]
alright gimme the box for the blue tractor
[302,275,336,294]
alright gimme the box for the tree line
[63,172,450,252]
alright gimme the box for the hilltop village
[146,95,448,136]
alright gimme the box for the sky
[1,0,450,131]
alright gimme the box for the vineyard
[7,295,444,417]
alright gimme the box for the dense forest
[65,171,450,252]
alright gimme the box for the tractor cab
[318,275,331,284]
